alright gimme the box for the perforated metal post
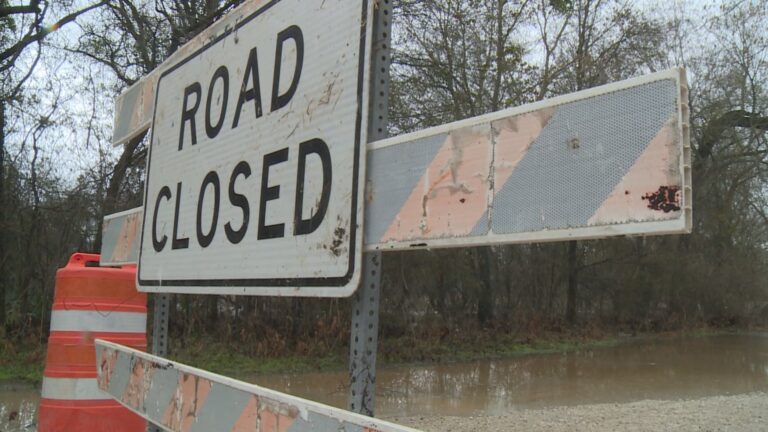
[348,0,391,417]
[148,293,170,432]
[151,293,170,356]
[348,252,382,416]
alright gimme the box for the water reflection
[2,333,767,430]
[250,334,768,417]
[0,383,38,431]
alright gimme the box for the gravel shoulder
[385,393,768,432]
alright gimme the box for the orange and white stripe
[38,252,147,432]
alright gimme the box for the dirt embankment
[387,393,768,432]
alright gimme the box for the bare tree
[64,0,244,251]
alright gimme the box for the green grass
[0,327,761,383]
[0,363,43,383]
[0,343,45,384]
[169,341,346,378]
[161,333,635,378]
[166,335,622,378]
[377,332,631,367]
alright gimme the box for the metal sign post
[348,252,382,415]
[150,295,170,357]
[348,0,392,416]
[147,294,170,432]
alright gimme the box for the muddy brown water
[2,334,768,430]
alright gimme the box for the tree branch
[0,1,107,66]
[0,3,40,17]
[699,110,768,159]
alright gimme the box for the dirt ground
[386,392,768,432]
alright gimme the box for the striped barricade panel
[101,208,143,266]
[365,68,691,250]
[95,339,420,432]
[101,68,691,265]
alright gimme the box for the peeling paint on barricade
[365,68,691,250]
[122,356,153,412]
[101,207,142,265]
[230,396,259,431]
[95,339,421,432]
[97,346,119,391]
[491,109,556,197]
[114,213,139,262]
[380,123,491,242]
[163,373,213,432]
[259,401,295,432]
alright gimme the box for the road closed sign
[138,0,372,296]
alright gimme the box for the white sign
[138,0,372,296]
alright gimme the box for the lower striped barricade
[95,339,421,432]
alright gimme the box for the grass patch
[0,342,45,384]
[377,331,630,366]
[167,332,637,377]
[169,340,346,378]
[1,327,762,383]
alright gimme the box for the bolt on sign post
[136,0,373,297]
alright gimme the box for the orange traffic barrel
[38,252,147,431]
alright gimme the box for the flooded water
[0,381,38,431]
[250,333,768,417]
[3,333,768,429]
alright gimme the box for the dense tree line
[0,0,767,358]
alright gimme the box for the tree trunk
[477,247,495,327]
[94,132,144,252]
[207,296,218,326]
[0,100,6,333]
[565,241,578,324]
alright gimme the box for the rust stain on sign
[587,121,682,225]
[643,186,681,212]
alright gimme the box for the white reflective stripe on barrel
[50,310,146,333]
[41,377,108,400]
